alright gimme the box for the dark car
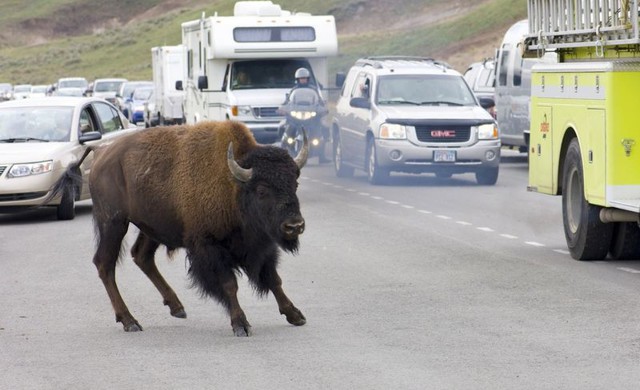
[128,86,154,125]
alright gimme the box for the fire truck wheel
[562,138,613,260]
[609,222,640,260]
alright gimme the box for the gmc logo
[431,130,456,138]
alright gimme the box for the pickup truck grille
[253,107,281,118]
[415,125,471,143]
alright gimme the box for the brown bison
[50,120,308,336]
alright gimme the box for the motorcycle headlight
[8,160,53,178]
[379,123,407,139]
[291,111,316,120]
[477,123,499,140]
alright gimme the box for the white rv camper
[179,1,338,143]
[494,20,556,152]
[151,45,185,126]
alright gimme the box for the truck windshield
[230,59,316,90]
[376,75,477,107]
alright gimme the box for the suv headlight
[379,123,407,140]
[8,160,53,178]
[477,123,499,140]
[231,105,252,117]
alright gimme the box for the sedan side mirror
[78,131,102,144]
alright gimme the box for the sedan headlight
[290,111,317,120]
[477,123,499,140]
[8,160,53,178]
[379,123,407,139]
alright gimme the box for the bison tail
[41,147,94,206]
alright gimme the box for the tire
[609,222,640,260]
[366,138,389,185]
[333,135,354,178]
[562,138,613,260]
[475,167,499,185]
[56,183,76,220]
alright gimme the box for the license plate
[434,150,456,162]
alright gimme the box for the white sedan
[0,96,139,220]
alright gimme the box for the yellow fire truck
[524,0,640,260]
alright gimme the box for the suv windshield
[376,74,477,106]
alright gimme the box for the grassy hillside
[0,0,526,85]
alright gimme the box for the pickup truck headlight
[8,160,53,178]
[379,123,407,139]
[477,123,499,140]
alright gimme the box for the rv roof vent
[234,1,283,17]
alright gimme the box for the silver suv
[332,57,501,185]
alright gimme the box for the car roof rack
[355,56,451,71]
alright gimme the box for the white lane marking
[418,210,432,214]
[346,188,357,192]
[436,215,451,220]
[386,200,400,205]
[358,192,370,196]
[477,227,494,232]
[402,205,414,209]
[456,221,472,226]
[525,241,545,247]
[371,196,384,200]
[617,267,640,274]
[500,234,518,239]
[553,249,570,255]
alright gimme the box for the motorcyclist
[281,68,330,163]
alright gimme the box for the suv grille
[252,107,281,118]
[415,125,471,143]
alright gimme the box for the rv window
[230,59,315,90]
[233,27,315,42]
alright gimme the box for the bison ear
[293,127,309,169]
[227,142,253,182]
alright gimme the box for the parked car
[463,58,496,118]
[332,56,501,185]
[116,80,153,118]
[12,84,32,100]
[30,85,50,98]
[128,86,154,125]
[52,77,89,97]
[0,83,12,101]
[143,90,160,128]
[0,96,139,220]
[87,78,128,105]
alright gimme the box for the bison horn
[227,143,253,182]
[293,127,309,169]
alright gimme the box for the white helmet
[295,68,310,80]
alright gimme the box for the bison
[49,120,309,336]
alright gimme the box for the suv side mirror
[197,76,208,90]
[478,96,495,109]
[335,72,346,88]
[350,97,371,109]
[175,80,183,91]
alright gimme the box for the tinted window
[93,102,123,133]
[498,46,510,86]
[230,59,314,89]
[234,27,315,42]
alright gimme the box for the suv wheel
[367,138,388,185]
[475,167,499,185]
[334,136,354,177]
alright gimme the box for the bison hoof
[123,322,143,332]
[171,308,187,319]
[283,307,306,326]
[233,325,252,337]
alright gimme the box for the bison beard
[55,120,308,336]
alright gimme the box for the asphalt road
[2,150,640,389]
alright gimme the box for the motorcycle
[278,87,330,164]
